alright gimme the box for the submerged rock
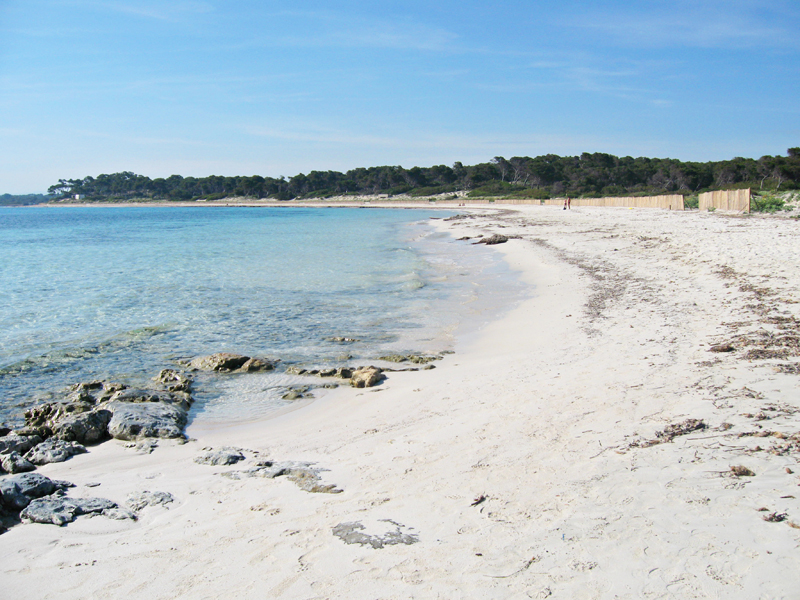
[188,353,274,373]
[378,354,440,364]
[25,439,87,466]
[152,369,192,393]
[282,386,311,401]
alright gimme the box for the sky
[1,0,798,194]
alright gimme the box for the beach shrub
[684,195,699,209]
[467,181,548,199]
[751,194,789,212]
[408,185,457,197]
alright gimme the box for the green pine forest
[31,148,800,204]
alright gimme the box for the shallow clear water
[0,206,524,426]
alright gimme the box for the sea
[0,206,524,429]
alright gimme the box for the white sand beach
[2,204,799,599]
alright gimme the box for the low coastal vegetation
[0,193,49,206]
[27,148,800,205]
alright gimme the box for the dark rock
[50,409,111,445]
[285,366,307,375]
[25,439,87,465]
[0,434,42,455]
[282,386,310,401]
[25,402,91,430]
[126,490,174,512]
[325,367,352,378]
[710,344,736,353]
[328,337,359,343]
[0,451,36,474]
[65,381,126,404]
[24,382,125,432]
[194,448,245,466]
[731,465,756,477]
[11,426,49,439]
[350,366,384,388]
[240,357,274,372]
[153,369,192,393]
[0,473,73,511]
[378,354,439,364]
[378,354,408,363]
[105,401,187,441]
[473,234,508,245]
[657,419,706,441]
[21,496,117,526]
[0,424,11,436]
[110,388,192,411]
[188,352,274,373]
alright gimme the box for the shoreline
[2,205,799,598]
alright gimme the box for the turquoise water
[0,206,523,425]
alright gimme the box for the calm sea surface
[0,206,524,426]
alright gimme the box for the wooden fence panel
[435,195,684,209]
[698,189,750,212]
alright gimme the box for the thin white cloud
[569,2,798,49]
[64,0,214,22]
[227,9,460,53]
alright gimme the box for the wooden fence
[434,194,684,210]
[698,189,750,212]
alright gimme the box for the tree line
[45,149,800,202]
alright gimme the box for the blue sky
[1,0,798,193]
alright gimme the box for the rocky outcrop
[285,366,352,378]
[0,473,73,511]
[378,354,441,364]
[106,401,187,441]
[24,439,87,465]
[126,490,174,512]
[194,447,245,466]
[0,434,42,455]
[187,353,274,373]
[50,409,111,445]
[21,496,121,526]
[152,369,192,392]
[23,381,125,437]
[473,234,509,245]
[0,451,36,474]
[350,366,384,388]
[109,388,192,411]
